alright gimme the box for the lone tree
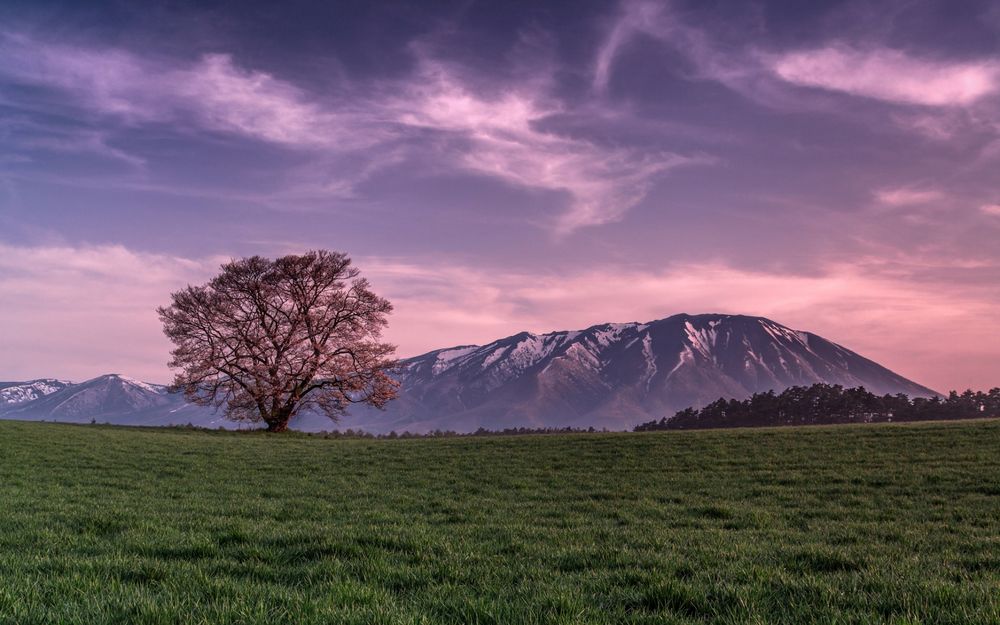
[158,250,398,432]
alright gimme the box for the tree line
[635,384,1000,431]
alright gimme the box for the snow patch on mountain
[668,345,695,378]
[684,321,718,360]
[113,374,167,394]
[431,346,479,374]
[590,323,637,349]
[481,345,509,370]
[641,333,658,390]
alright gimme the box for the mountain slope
[348,313,937,433]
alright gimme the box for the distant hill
[0,379,73,406]
[0,314,937,433]
[0,374,230,428]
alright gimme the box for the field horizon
[2,417,999,624]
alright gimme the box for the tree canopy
[158,250,397,432]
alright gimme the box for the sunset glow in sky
[1,0,998,392]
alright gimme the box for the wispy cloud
[175,54,367,149]
[770,45,999,107]
[593,0,745,96]
[0,116,147,169]
[393,60,704,231]
[0,33,368,148]
[982,203,1000,216]
[874,187,944,206]
[18,131,146,169]
[891,111,969,141]
[593,0,666,91]
[0,30,703,232]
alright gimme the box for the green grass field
[1,419,999,624]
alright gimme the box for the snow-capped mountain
[348,313,937,432]
[0,374,229,427]
[0,379,73,405]
[0,314,937,433]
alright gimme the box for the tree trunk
[265,419,289,433]
[264,405,294,433]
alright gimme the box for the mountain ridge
[0,313,938,433]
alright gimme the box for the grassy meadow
[1,419,999,624]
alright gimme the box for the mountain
[0,374,229,428]
[0,379,73,406]
[0,314,937,433]
[345,313,937,433]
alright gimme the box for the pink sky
[1,243,997,393]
